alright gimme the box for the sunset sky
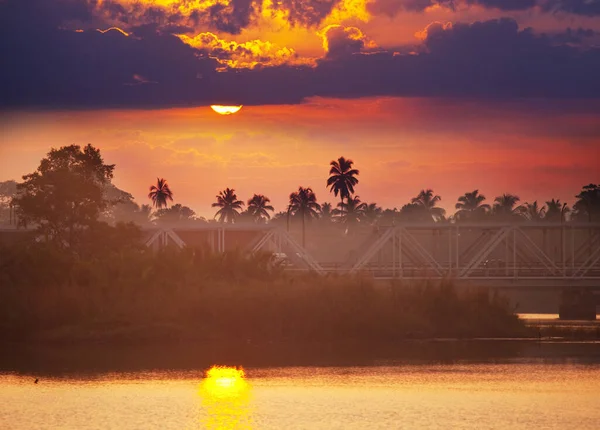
[1,0,599,217]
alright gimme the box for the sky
[1,0,599,217]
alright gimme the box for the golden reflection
[199,366,252,429]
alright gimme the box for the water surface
[2,351,599,429]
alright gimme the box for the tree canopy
[13,144,115,246]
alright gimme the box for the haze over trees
[288,186,321,247]
[2,145,599,237]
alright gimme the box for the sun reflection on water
[199,366,252,429]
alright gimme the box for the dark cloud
[368,0,454,17]
[321,18,600,99]
[542,0,600,16]
[369,0,600,16]
[467,0,537,10]
[1,0,599,108]
[272,0,341,26]
[323,26,369,59]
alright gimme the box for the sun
[200,366,249,399]
[210,105,243,115]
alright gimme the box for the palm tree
[289,186,321,247]
[320,202,333,221]
[247,194,274,223]
[364,203,382,225]
[545,199,569,222]
[148,178,173,209]
[327,157,359,215]
[411,189,446,221]
[455,190,490,221]
[521,201,546,221]
[333,195,367,229]
[212,188,244,223]
[492,193,525,221]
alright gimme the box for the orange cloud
[414,20,452,40]
[178,32,316,68]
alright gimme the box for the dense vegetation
[0,241,527,344]
[1,143,594,345]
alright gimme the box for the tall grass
[0,243,528,343]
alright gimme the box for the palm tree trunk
[302,210,306,248]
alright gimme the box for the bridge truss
[142,223,599,287]
[347,223,600,287]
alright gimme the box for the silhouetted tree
[13,144,114,247]
[411,189,446,222]
[333,195,367,230]
[573,184,600,222]
[455,190,490,221]
[148,178,173,209]
[289,186,321,247]
[320,202,333,220]
[521,201,546,221]
[155,203,199,224]
[212,188,244,223]
[247,194,274,223]
[364,203,382,225]
[545,199,569,222]
[327,157,359,216]
[492,194,523,221]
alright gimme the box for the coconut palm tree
[492,193,523,220]
[247,194,274,223]
[327,157,359,214]
[320,202,333,221]
[545,199,570,222]
[363,203,382,225]
[333,195,367,228]
[289,186,321,247]
[455,190,490,221]
[148,178,173,209]
[212,188,244,223]
[411,189,446,222]
[521,201,546,221]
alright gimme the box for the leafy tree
[545,199,569,222]
[247,194,274,223]
[455,190,490,221]
[212,188,244,223]
[148,178,173,209]
[573,184,600,222]
[13,144,114,247]
[155,203,200,224]
[398,203,427,223]
[327,157,359,214]
[289,186,321,247]
[411,189,446,222]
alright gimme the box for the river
[1,339,599,429]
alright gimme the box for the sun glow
[199,366,251,429]
[211,105,243,115]
[200,366,249,398]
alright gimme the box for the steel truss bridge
[145,223,600,288]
